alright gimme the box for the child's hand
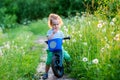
[53,29,58,34]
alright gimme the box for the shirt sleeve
[47,30,52,37]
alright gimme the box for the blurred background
[0,0,120,31]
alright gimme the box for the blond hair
[48,13,63,28]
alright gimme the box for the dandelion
[97,23,103,28]
[112,18,116,22]
[92,58,99,64]
[110,21,115,26]
[114,34,120,41]
[82,57,88,62]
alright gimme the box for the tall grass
[63,13,120,80]
[0,22,45,79]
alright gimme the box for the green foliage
[95,0,120,20]
[0,7,17,32]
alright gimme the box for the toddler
[42,13,71,79]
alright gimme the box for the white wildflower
[110,21,115,26]
[82,57,88,62]
[114,34,120,41]
[112,18,116,22]
[97,23,103,28]
[92,58,99,64]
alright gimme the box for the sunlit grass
[63,13,120,80]
[0,21,44,79]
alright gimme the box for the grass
[0,13,120,80]
[62,14,120,80]
[0,20,46,80]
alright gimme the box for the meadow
[63,13,120,80]
[0,13,120,80]
[0,19,48,80]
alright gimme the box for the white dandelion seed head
[114,34,120,41]
[112,18,116,22]
[82,57,88,62]
[97,23,103,28]
[92,58,99,64]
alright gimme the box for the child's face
[51,19,60,30]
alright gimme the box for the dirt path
[34,36,75,80]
